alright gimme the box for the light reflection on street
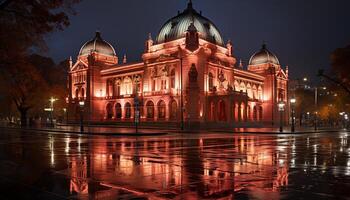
[0,131,349,199]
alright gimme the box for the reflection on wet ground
[0,130,349,199]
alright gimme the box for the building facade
[67,1,289,128]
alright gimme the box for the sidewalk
[1,124,347,136]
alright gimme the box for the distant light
[303,77,308,82]
[307,112,310,115]
[323,87,327,90]
[49,97,57,103]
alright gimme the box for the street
[0,129,349,199]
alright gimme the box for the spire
[148,33,152,40]
[239,59,243,68]
[69,56,73,68]
[123,54,127,64]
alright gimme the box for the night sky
[45,0,350,80]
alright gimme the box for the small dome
[156,1,224,46]
[249,44,280,65]
[79,31,116,57]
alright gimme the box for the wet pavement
[0,129,349,199]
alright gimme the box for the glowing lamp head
[49,97,57,103]
[303,77,308,82]
[79,101,85,107]
[290,98,296,104]
[278,101,285,111]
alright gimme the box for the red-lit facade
[67,2,289,127]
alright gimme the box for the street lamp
[278,101,285,132]
[79,100,85,133]
[49,97,57,127]
[290,98,296,132]
[180,57,184,131]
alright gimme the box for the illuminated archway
[208,72,214,90]
[146,101,154,119]
[253,106,258,121]
[124,102,131,119]
[169,100,178,120]
[218,100,226,122]
[158,100,166,119]
[115,103,122,119]
[106,103,113,120]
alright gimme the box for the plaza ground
[0,128,349,199]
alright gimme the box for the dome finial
[187,0,193,10]
[262,41,267,49]
[95,30,102,39]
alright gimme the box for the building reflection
[65,136,290,199]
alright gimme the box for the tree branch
[0,0,13,10]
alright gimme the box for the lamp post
[63,108,67,124]
[180,57,184,131]
[314,87,318,131]
[278,101,285,132]
[290,98,296,132]
[79,100,85,133]
[49,97,57,127]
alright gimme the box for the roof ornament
[123,54,127,64]
[187,0,193,10]
[239,59,243,68]
[262,40,267,49]
[69,56,73,68]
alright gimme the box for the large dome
[156,1,224,46]
[249,44,280,65]
[79,31,116,57]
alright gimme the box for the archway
[115,103,122,119]
[209,101,215,121]
[125,102,131,119]
[81,88,85,98]
[169,100,178,120]
[106,103,113,120]
[253,106,258,121]
[218,100,226,122]
[146,101,154,119]
[158,100,166,119]
[208,72,214,90]
[259,106,263,121]
[247,105,251,121]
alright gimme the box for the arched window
[124,77,132,95]
[107,80,113,97]
[252,85,258,99]
[106,103,113,120]
[240,82,246,92]
[158,100,166,119]
[115,103,122,119]
[253,106,258,121]
[114,81,121,97]
[258,86,263,100]
[247,105,251,121]
[218,100,226,121]
[146,101,154,119]
[125,103,131,119]
[169,100,177,120]
[81,88,85,98]
[75,88,79,99]
[208,72,214,90]
[247,84,252,98]
[209,102,215,121]
[170,69,175,89]
[234,80,240,91]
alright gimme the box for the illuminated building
[67,1,289,127]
